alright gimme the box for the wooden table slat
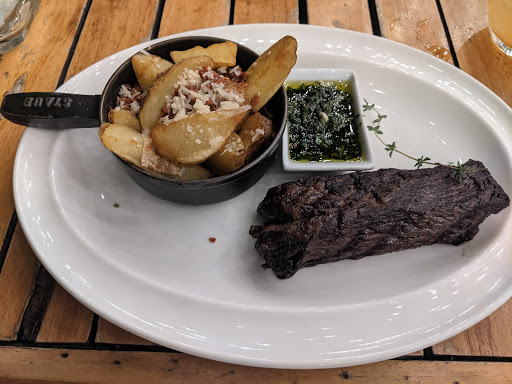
[35,284,94,343]
[307,0,373,34]
[0,347,510,384]
[65,0,160,81]
[96,318,154,345]
[432,297,512,357]
[234,0,299,24]
[375,0,453,63]
[0,226,40,341]
[158,0,231,38]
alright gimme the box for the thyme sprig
[363,100,485,181]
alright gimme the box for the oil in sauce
[286,80,363,162]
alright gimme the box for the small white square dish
[282,68,374,171]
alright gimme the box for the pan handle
[1,92,102,128]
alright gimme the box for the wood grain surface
[36,284,94,343]
[96,319,153,345]
[65,0,160,80]
[432,298,512,357]
[307,0,372,34]
[375,0,453,63]
[159,0,230,37]
[0,226,39,340]
[234,0,299,24]
[0,347,510,384]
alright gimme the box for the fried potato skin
[238,112,274,164]
[99,123,144,166]
[170,41,237,68]
[132,54,174,90]
[205,133,246,175]
[139,55,215,136]
[151,107,250,165]
[108,109,142,132]
[246,35,297,112]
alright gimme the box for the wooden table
[1,0,511,382]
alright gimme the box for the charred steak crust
[250,160,510,279]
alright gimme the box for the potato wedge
[132,53,174,90]
[171,165,212,181]
[108,109,141,132]
[99,123,144,166]
[246,36,297,112]
[238,112,274,164]
[170,41,237,68]
[205,133,246,175]
[139,55,215,135]
[152,106,251,165]
[141,137,183,175]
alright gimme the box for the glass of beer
[0,0,40,54]
[489,0,512,56]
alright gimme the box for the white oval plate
[14,24,512,369]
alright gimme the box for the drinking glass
[0,0,40,54]
[489,0,512,56]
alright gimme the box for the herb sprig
[363,100,485,181]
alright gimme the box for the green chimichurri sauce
[286,81,363,162]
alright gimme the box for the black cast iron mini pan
[1,36,288,205]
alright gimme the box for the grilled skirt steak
[250,160,510,279]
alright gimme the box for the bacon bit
[118,97,132,104]
[121,105,131,110]
[228,70,249,83]
[209,237,217,243]
[209,103,218,111]
[211,72,225,83]
[161,107,169,115]
[250,94,260,107]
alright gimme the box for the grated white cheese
[159,66,247,125]
[130,101,140,114]
[209,136,224,147]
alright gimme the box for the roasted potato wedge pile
[99,37,297,180]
